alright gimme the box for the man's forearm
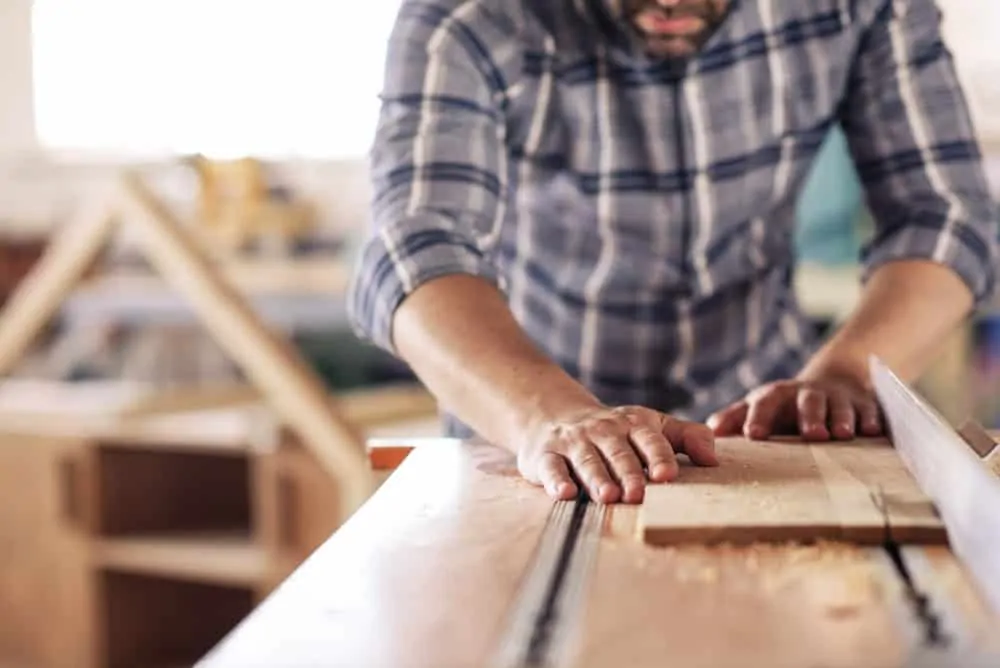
[799,259,975,388]
[390,274,602,451]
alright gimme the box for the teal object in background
[794,126,866,266]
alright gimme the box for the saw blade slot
[873,486,951,648]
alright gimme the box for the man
[348,0,999,504]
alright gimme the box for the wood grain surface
[199,440,994,668]
[199,440,552,668]
[641,437,945,546]
[574,539,910,668]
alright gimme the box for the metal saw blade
[870,356,1000,617]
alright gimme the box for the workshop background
[0,1,996,667]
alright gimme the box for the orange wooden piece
[366,444,415,471]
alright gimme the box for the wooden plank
[0,193,116,377]
[812,441,945,543]
[199,440,553,668]
[641,438,944,546]
[574,538,913,668]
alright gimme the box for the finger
[629,424,679,483]
[744,387,791,440]
[796,387,830,441]
[707,402,748,436]
[828,390,856,440]
[591,432,646,504]
[856,398,883,436]
[663,418,719,467]
[538,452,579,500]
[568,441,620,504]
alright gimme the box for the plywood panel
[641,438,944,546]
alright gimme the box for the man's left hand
[706,377,883,441]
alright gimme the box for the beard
[621,0,730,58]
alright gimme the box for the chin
[644,38,698,58]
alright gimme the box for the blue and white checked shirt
[348,0,999,435]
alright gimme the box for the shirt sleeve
[839,0,1000,305]
[346,2,514,353]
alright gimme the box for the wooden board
[641,437,945,546]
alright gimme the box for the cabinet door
[0,434,96,668]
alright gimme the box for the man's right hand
[517,406,719,504]
[389,275,719,506]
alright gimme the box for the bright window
[31,0,401,160]
[940,1,1000,141]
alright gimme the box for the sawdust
[620,539,884,606]
[475,460,521,478]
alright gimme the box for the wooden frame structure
[0,171,375,516]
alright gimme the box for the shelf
[96,532,268,588]
[0,380,277,454]
[96,448,252,537]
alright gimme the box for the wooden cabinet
[0,381,438,667]
[0,434,97,668]
[0,428,342,668]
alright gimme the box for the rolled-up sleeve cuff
[860,219,997,307]
[347,217,500,353]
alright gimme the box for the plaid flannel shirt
[348,0,999,436]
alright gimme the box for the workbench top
[199,440,999,668]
